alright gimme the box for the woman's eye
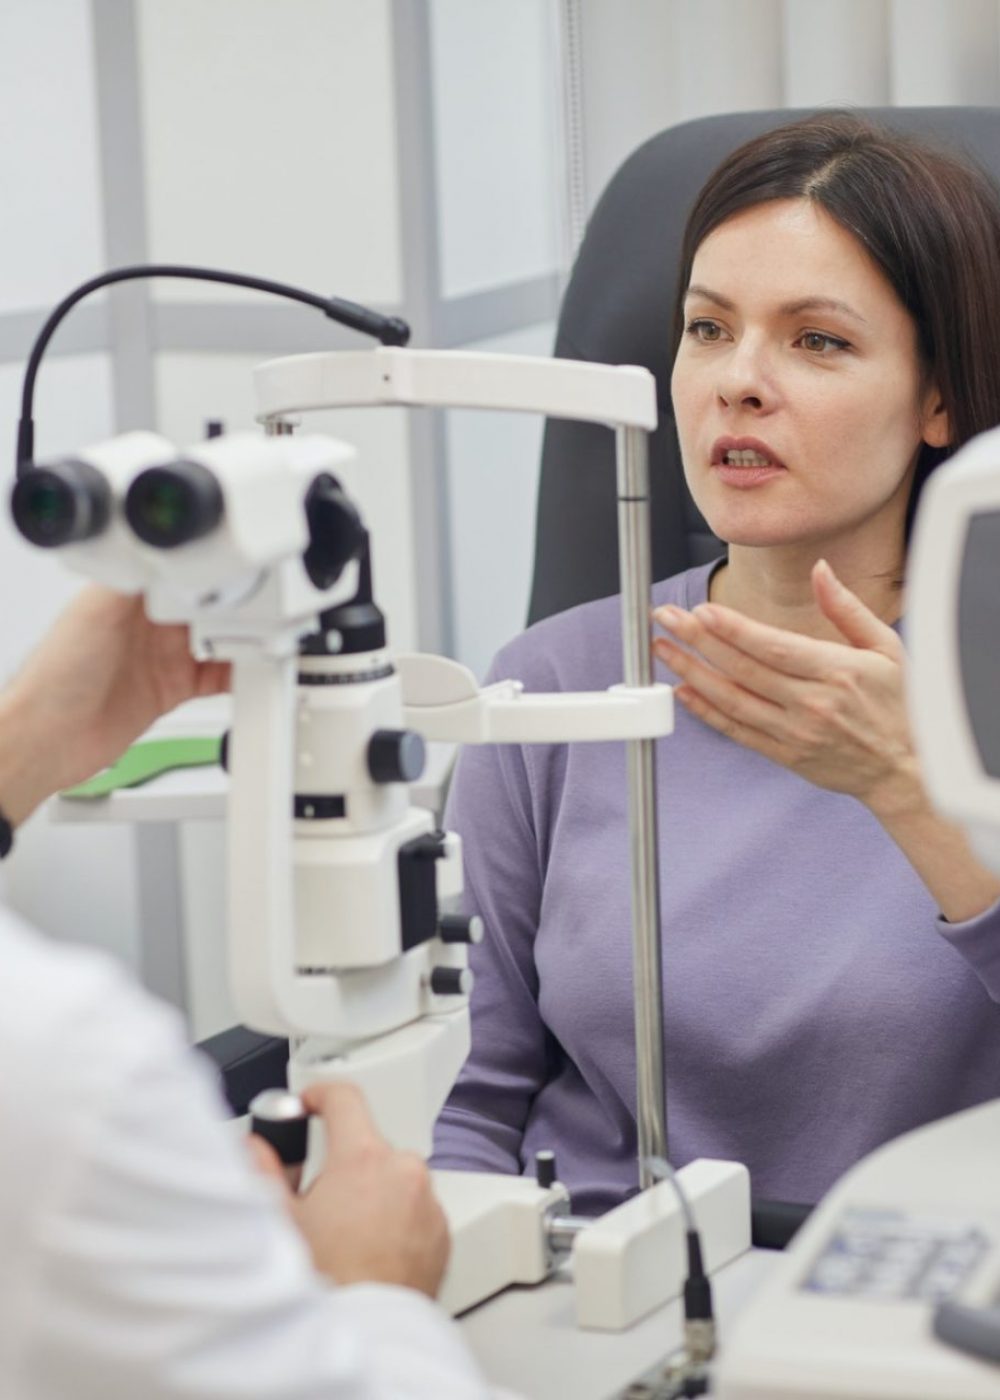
[798,330,849,354]
[686,319,723,343]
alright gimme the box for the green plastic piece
[61,736,223,799]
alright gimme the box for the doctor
[0,586,501,1399]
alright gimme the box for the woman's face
[670,197,949,556]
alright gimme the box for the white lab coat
[0,907,502,1399]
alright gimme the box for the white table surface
[458,1248,777,1400]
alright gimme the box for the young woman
[432,113,1000,1215]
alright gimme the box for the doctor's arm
[9,954,494,1400]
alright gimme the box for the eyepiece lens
[125,461,223,548]
[11,461,111,548]
[24,479,70,532]
[141,478,188,535]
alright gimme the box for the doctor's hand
[0,586,230,825]
[652,559,921,819]
[249,1081,451,1300]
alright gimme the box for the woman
[432,113,1000,1215]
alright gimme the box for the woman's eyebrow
[685,284,868,326]
[685,284,735,310]
[780,295,869,326]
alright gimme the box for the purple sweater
[432,562,1000,1215]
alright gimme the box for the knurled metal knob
[249,1089,310,1167]
[438,914,485,945]
[536,1149,558,1189]
[430,966,474,997]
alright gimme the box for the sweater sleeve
[936,897,1000,1002]
[432,725,552,1177]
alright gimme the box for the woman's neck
[709,541,905,639]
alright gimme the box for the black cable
[15,264,411,476]
[683,1231,711,1313]
[644,1156,716,1364]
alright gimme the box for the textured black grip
[249,1090,310,1166]
[252,1114,308,1166]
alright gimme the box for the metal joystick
[438,913,485,945]
[536,1149,589,1265]
[249,1089,310,1167]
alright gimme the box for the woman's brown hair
[672,111,1000,537]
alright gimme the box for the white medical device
[12,288,749,1337]
[713,425,1000,1398]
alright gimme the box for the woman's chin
[704,521,809,549]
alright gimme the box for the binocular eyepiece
[11,456,223,551]
[11,450,366,596]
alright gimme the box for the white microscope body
[12,347,750,1331]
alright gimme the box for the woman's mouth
[710,438,787,486]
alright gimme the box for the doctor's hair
[671,110,1000,539]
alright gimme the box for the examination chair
[204,104,1000,1251]
[526,105,1000,1247]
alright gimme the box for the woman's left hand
[652,559,919,815]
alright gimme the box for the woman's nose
[716,343,774,412]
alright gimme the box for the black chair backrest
[527,106,1000,625]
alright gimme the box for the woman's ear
[921,386,951,449]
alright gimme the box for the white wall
[570,0,1000,238]
[428,0,564,680]
[137,0,402,305]
[0,1,105,312]
[430,0,564,298]
[0,4,140,957]
[444,322,556,680]
[0,1,108,678]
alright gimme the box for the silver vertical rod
[615,425,667,1186]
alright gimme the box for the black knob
[368,729,426,784]
[536,1149,557,1189]
[205,419,225,438]
[303,473,366,589]
[439,914,484,945]
[248,1089,310,1166]
[430,966,473,997]
[411,831,447,860]
[219,729,229,772]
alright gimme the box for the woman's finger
[811,559,903,654]
[654,634,790,742]
[689,602,877,680]
[654,604,803,705]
